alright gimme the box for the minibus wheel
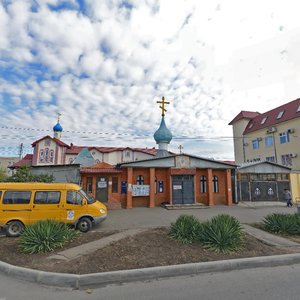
[6,221,24,237]
[76,217,92,233]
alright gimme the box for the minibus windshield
[80,190,96,204]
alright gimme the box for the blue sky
[1,0,300,159]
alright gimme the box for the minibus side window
[34,192,61,204]
[3,191,31,204]
[67,191,83,205]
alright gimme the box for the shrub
[19,219,78,253]
[263,213,300,235]
[169,215,202,244]
[197,214,243,253]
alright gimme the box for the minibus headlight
[100,208,106,214]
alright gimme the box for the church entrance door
[96,176,108,202]
[172,175,194,204]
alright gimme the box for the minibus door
[62,190,87,224]
[30,191,62,223]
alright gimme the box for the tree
[6,166,54,182]
[0,167,8,182]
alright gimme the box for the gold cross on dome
[156,96,170,117]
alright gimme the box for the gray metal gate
[251,182,277,201]
[172,175,194,204]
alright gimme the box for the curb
[1,253,300,289]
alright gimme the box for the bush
[197,214,243,253]
[263,213,300,235]
[19,219,78,253]
[169,215,202,244]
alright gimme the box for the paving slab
[48,228,147,261]
[242,224,300,247]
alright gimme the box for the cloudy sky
[1,0,300,159]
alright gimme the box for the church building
[80,97,236,209]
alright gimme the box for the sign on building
[132,185,150,196]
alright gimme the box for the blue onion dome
[53,122,63,132]
[154,117,172,144]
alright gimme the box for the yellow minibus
[0,182,107,237]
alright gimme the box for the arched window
[212,176,219,193]
[39,150,44,162]
[200,175,207,193]
[45,148,49,162]
[136,175,144,185]
[49,150,54,163]
[268,188,274,195]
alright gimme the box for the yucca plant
[263,213,300,235]
[19,219,78,253]
[169,214,202,244]
[197,214,243,253]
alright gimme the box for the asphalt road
[1,264,300,300]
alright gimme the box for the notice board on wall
[132,185,150,196]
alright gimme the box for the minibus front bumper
[94,214,107,224]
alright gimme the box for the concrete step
[164,203,208,210]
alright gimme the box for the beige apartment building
[229,98,300,171]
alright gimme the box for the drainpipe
[273,132,278,163]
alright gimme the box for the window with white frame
[212,176,219,193]
[264,135,273,147]
[252,139,259,149]
[277,111,284,119]
[136,175,144,185]
[261,117,267,124]
[279,132,290,144]
[281,154,292,166]
[200,175,207,193]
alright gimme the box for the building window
[279,132,290,144]
[277,111,284,119]
[267,188,274,195]
[86,177,93,194]
[125,151,131,158]
[200,175,207,193]
[112,177,118,193]
[212,176,219,193]
[261,117,267,124]
[264,136,273,147]
[281,154,292,166]
[39,150,44,162]
[136,175,144,185]
[45,148,49,162]
[266,156,275,162]
[50,150,54,163]
[252,139,259,149]
[44,139,50,146]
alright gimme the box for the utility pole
[18,143,23,159]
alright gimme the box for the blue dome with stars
[154,117,172,144]
[53,122,63,132]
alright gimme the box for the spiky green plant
[19,219,78,253]
[263,213,300,235]
[197,214,243,253]
[169,214,202,244]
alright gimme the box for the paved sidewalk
[48,229,147,261]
